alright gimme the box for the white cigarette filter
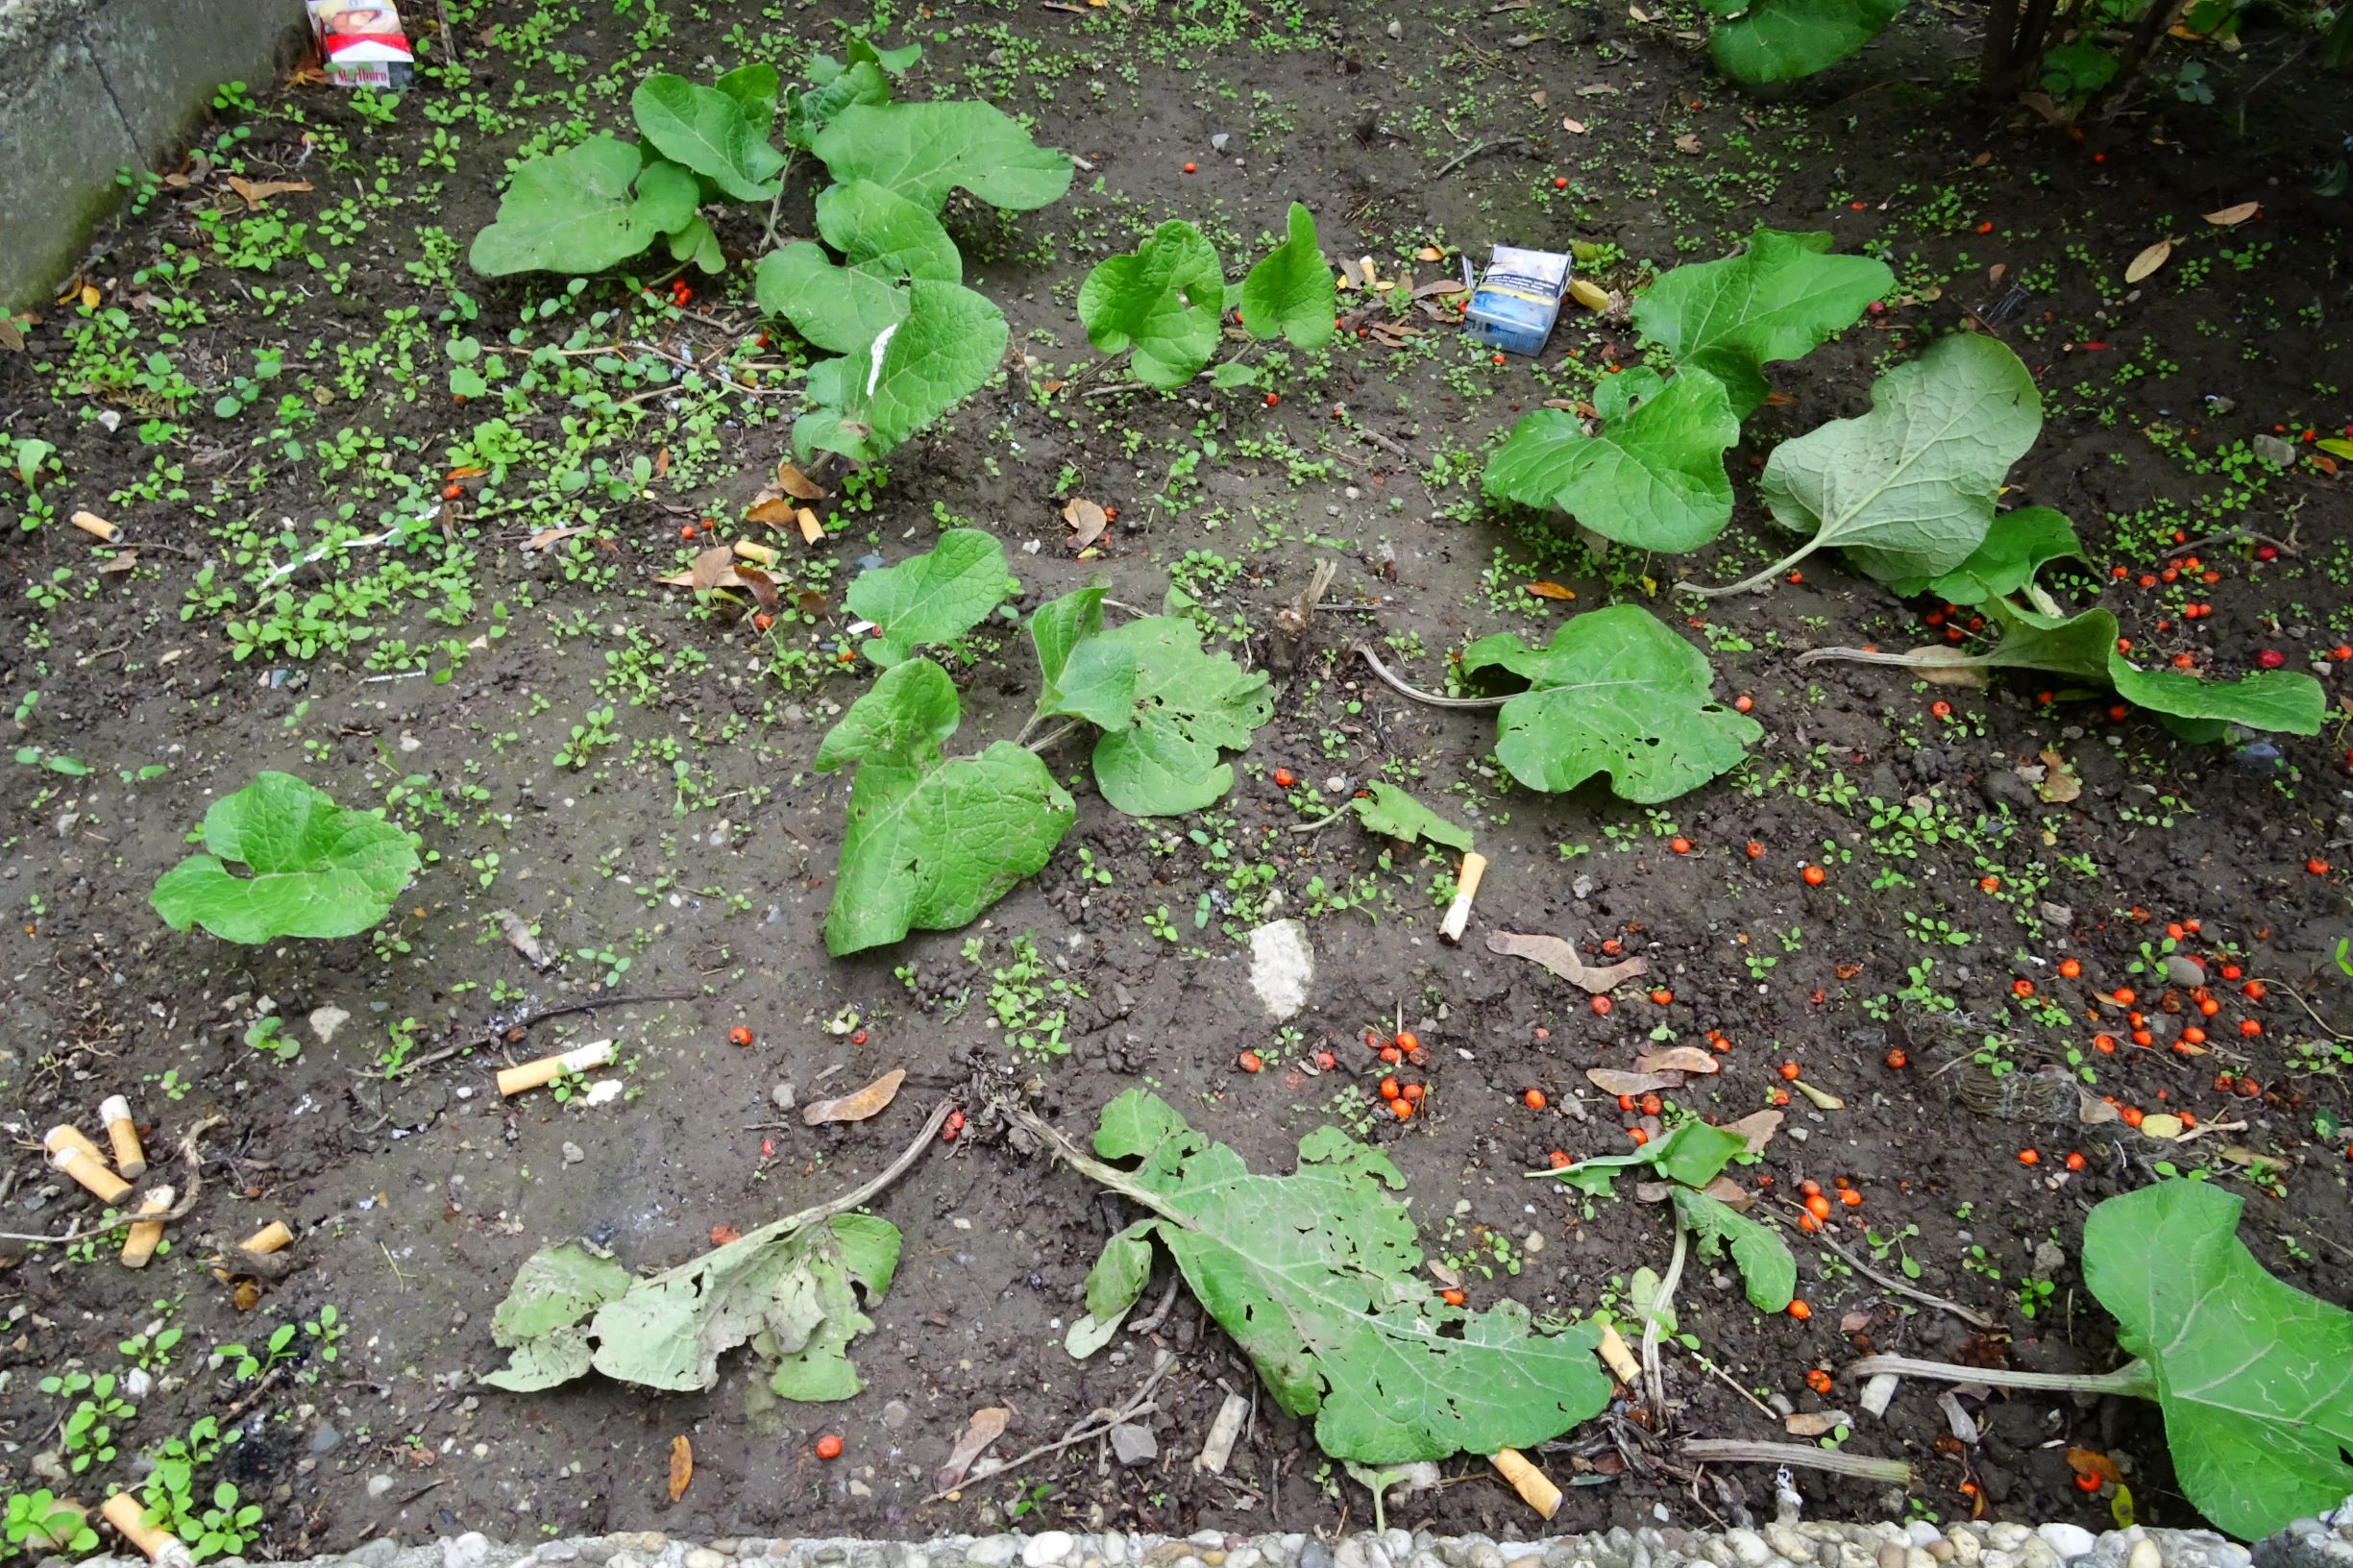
[1438,851,1488,943]
[100,1493,192,1568]
[99,1095,147,1179]
[120,1186,176,1269]
[238,1220,295,1255]
[497,1038,615,1097]
[1488,1446,1562,1519]
[45,1129,132,1205]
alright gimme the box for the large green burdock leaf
[792,279,1010,463]
[714,63,780,134]
[1671,1188,1795,1312]
[1460,606,1760,802]
[1063,1090,1611,1462]
[845,527,1014,667]
[1887,505,2086,607]
[1238,202,1336,350]
[1077,221,1226,391]
[811,101,1073,213]
[1349,782,1472,852]
[1630,230,1892,415]
[151,772,419,943]
[753,181,963,355]
[1483,367,1739,552]
[468,137,699,277]
[483,1213,899,1399]
[1029,585,1107,699]
[1695,333,2040,596]
[815,660,1074,955]
[2082,1181,2353,1538]
[782,38,916,147]
[1703,0,1906,83]
[631,74,788,201]
[1035,615,1273,817]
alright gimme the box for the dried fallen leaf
[2123,238,2172,284]
[2202,201,2260,227]
[226,176,313,211]
[2219,1144,2289,1173]
[97,551,140,574]
[688,544,736,593]
[776,461,826,500]
[70,510,119,543]
[1631,1045,1719,1076]
[2076,1089,2120,1126]
[1587,1067,1683,1096]
[2034,747,2082,803]
[746,498,798,527]
[0,319,23,354]
[800,1067,906,1126]
[1486,929,1650,992]
[1561,116,1587,134]
[232,1278,261,1311]
[1628,3,1651,19]
[936,1406,1011,1491]
[1062,497,1108,550]
[1698,1175,1752,1212]
[1674,134,1702,155]
[1724,1109,1782,1154]
[1416,245,1447,262]
[1785,1411,1849,1436]
[1988,262,2006,284]
[2136,1112,2184,1140]
[732,564,782,614]
[1567,278,1611,313]
[1525,580,1577,600]
[668,1435,693,1501]
[2066,1448,2123,1487]
[1971,150,1995,167]
[525,526,583,551]
[1839,1310,1873,1333]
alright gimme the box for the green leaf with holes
[1483,367,1739,551]
[1671,1188,1796,1312]
[1348,782,1472,852]
[468,136,699,277]
[1460,606,1759,803]
[1630,229,1892,415]
[631,73,788,201]
[811,100,1073,213]
[1077,221,1226,391]
[1035,615,1273,817]
[754,180,963,355]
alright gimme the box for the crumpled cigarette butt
[1438,851,1487,944]
[497,1039,614,1097]
[1489,1446,1561,1519]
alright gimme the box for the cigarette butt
[101,1493,190,1567]
[796,507,824,545]
[238,1220,294,1255]
[71,510,121,543]
[1597,1321,1643,1384]
[1488,1447,1562,1520]
[49,1141,133,1205]
[44,1124,109,1169]
[99,1095,147,1180]
[732,540,779,567]
[497,1038,615,1097]
[1438,851,1488,944]
[120,1185,176,1270]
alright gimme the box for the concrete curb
[32,1513,2314,1568]
[0,0,305,310]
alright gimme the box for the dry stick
[1845,1352,2155,1399]
[1354,645,1509,710]
[1680,1439,1913,1485]
[1794,1213,1995,1330]
[1432,135,1529,180]
[922,1353,1177,1504]
[2267,978,2350,1041]
[2164,527,2300,560]
[0,1114,225,1246]
[1641,1213,1689,1415]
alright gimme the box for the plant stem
[1793,644,1988,673]
[1355,645,1508,709]
[1007,1103,1203,1234]
[1642,1213,1689,1414]
[1680,1439,1914,1485]
[1677,539,1820,599]
[1845,1352,2158,1399]
[1023,719,1083,754]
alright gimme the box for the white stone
[2035,1531,2094,1567]
[310,1005,351,1043]
[1729,1531,1777,1568]
[1988,1530,2032,1553]
[1023,1533,1074,1567]
[1949,1532,1981,1568]
[2125,1544,2160,1568]
[687,1552,726,1568]
[1908,1528,1943,1551]
[444,1534,492,1568]
[1248,919,1314,1019]
[1980,1552,2016,1568]
[968,1540,1020,1568]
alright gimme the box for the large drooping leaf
[1057,1090,1612,1462]
[714,63,781,135]
[1483,367,1739,552]
[1076,222,1226,391]
[1349,781,1472,852]
[792,279,1010,463]
[1703,0,1906,84]
[482,1213,899,1399]
[1034,615,1274,817]
[631,74,789,201]
[1693,334,2042,596]
[1671,1187,1796,1312]
[846,527,1014,667]
[1630,230,1892,415]
[815,660,1074,955]
[1886,505,2086,607]
[1534,1120,1750,1199]
[1030,585,1107,698]
[150,772,420,943]
[753,181,963,355]
[1459,606,1760,803]
[2081,1180,2353,1537]
[811,101,1073,213]
[784,57,888,150]
[468,136,699,277]
[1238,202,1336,351]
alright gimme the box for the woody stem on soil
[1354,645,1508,709]
[1846,1352,2159,1399]
[1641,1213,1688,1415]
[1676,538,1822,599]
[1006,1104,1201,1233]
[1679,1440,1914,1484]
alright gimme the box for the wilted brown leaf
[525,526,584,551]
[2034,747,2081,803]
[1587,1067,1683,1096]
[1971,150,1994,167]
[1698,1175,1752,1212]
[732,564,781,614]
[2202,201,2259,227]
[1724,1109,1782,1153]
[936,1406,1011,1491]
[226,176,313,211]
[2123,238,2172,284]
[1631,1045,1719,1075]
[0,319,23,354]
[232,1278,261,1311]
[801,1068,906,1126]
[689,544,736,592]
[1673,134,1702,155]
[1062,497,1108,550]
[1784,1411,1848,1436]
[1561,116,1587,134]
[668,1435,693,1501]
[1486,929,1649,992]
[2066,1448,2123,1486]
[1526,580,1577,600]
[746,497,798,527]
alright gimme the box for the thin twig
[1128,1274,1183,1335]
[1845,1352,2156,1398]
[923,1353,1177,1503]
[348,991,699,1080]
[1794,1213,1996,1329]
[1681,1439,1913,1484]
[0,1114,225,1245]
[1642,1213,1689,1415]
[1432,135,1529,180]
[1024,720,1083,754]
[1355,645,1508,709]
[2164,527,2299,560]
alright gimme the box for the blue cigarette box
[1462,245,1572,357]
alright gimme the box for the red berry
[728,1026,753,1046]
[814,1434,843,1460]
